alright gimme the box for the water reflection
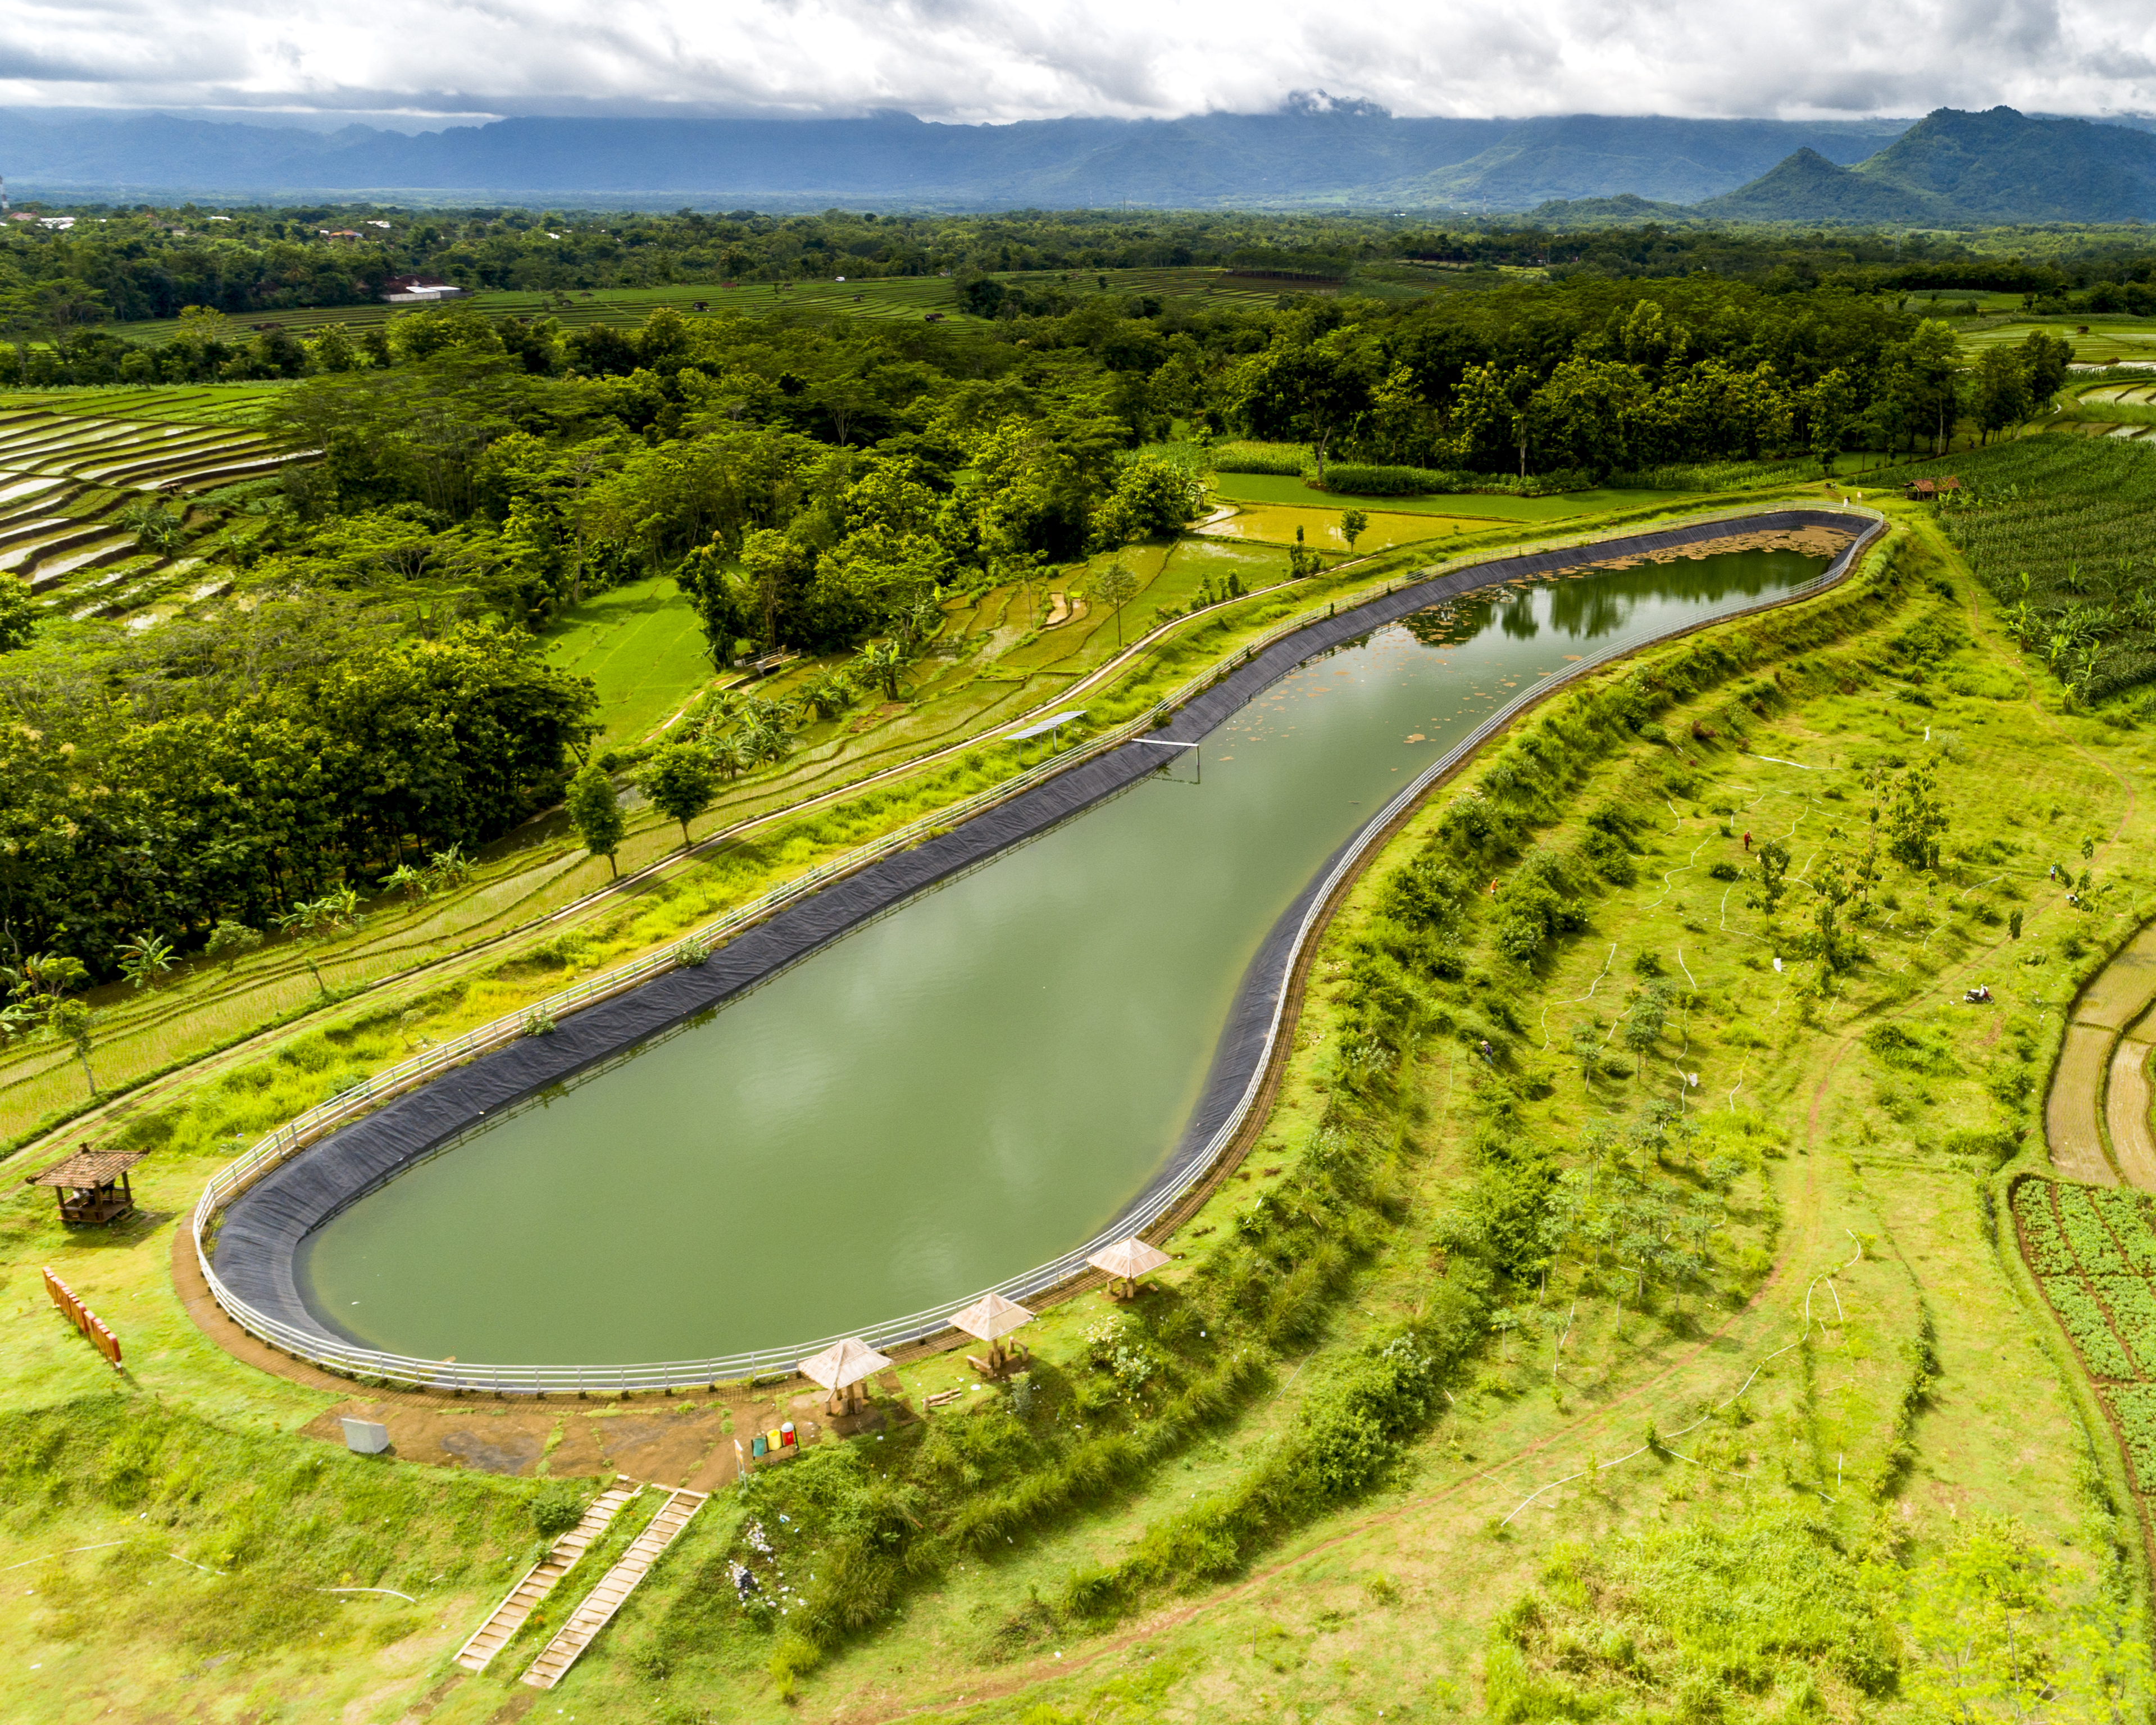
[1411,550,1818,649]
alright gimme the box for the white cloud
[2,0,2155,124]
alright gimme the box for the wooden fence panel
[44,1268,121,1369]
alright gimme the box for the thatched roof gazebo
[798,1336,893,1416]
[24,1146,149,1227]
[1087,1237,1172,1299]
[950,1292,1034,1376]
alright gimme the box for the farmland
[0,405,304,624]
[2017,1180,2156,1485]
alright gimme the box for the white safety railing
[191,506,1886,1394]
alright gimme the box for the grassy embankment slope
[9,484,2156,1719]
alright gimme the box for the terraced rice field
[1963,319,2156,367]
[0,407,304,622]
[0,383,293,428]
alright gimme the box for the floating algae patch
[297,546,1833,1365]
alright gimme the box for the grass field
[1210,470,1706,521]
[539,574,718,745]
[11,505,2156,1718]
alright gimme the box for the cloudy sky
[4,0,2155,128]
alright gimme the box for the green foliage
[0,619,594,986]
[0,572,37,652]
[1489,1506,1901,1718]
[566,760,626,874]
[532,1481,588,1538]
[638,742,720,845]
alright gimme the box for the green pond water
[299,547,1830,1365]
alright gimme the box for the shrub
[1209,441,1309,475]
[533,1482,586,1539]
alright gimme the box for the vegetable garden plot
[2013,1176,2156,1480]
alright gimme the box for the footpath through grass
[11,502,2156,1719]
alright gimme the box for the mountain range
[3,103,2152,223]
[0,107,1912,211]
[1533,107,2156,226]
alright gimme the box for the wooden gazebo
[24,1146,149,1226]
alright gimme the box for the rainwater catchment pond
[298,547,1829,1364]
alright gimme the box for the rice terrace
[22,120,2156,1725]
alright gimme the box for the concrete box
[340,1418,391,1455]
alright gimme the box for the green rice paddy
[539,575,718,745]
[1961,318,2156,366]
[0,405,300,622]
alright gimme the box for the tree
[1568,1021,1603,1084]
[639,743,719,848]
[854,637,917,702]
[1972,344,2032,445]
[1805,367,1856,476]
[676,537,751,670]
[1231,327,1376,483]
[275,887,365,998]
[796,667,857,721]
[1090,453,1206,549]
[0,952,98,1091]
[1753,838,1793,915]
[1089,561,1140,648]
[0,574,36,653]
[566,761,626,876]
[204,921,263,968]
[2017,328,2075,410]
[1879,761,1948,872]
[1340,509,1368,554]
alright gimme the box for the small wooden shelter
[950,1292,1034,1376]
[798,1337,893,1417]
[1088,1237,1172,1299]
[24,1146,148,1226]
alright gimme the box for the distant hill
[1692,108,2156,226]
[0,107,1911,210]
[1698,146,1951,223]
[1525,192,1699,225]
[1849,106,2156,220]
[1400,116,1909,210]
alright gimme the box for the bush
[769,1630,822,1700]
[533,1482,586,1539]
[1209,441,1309,475]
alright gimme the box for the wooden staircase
[453,1482,639,1674]
[520,1488,706,1691]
